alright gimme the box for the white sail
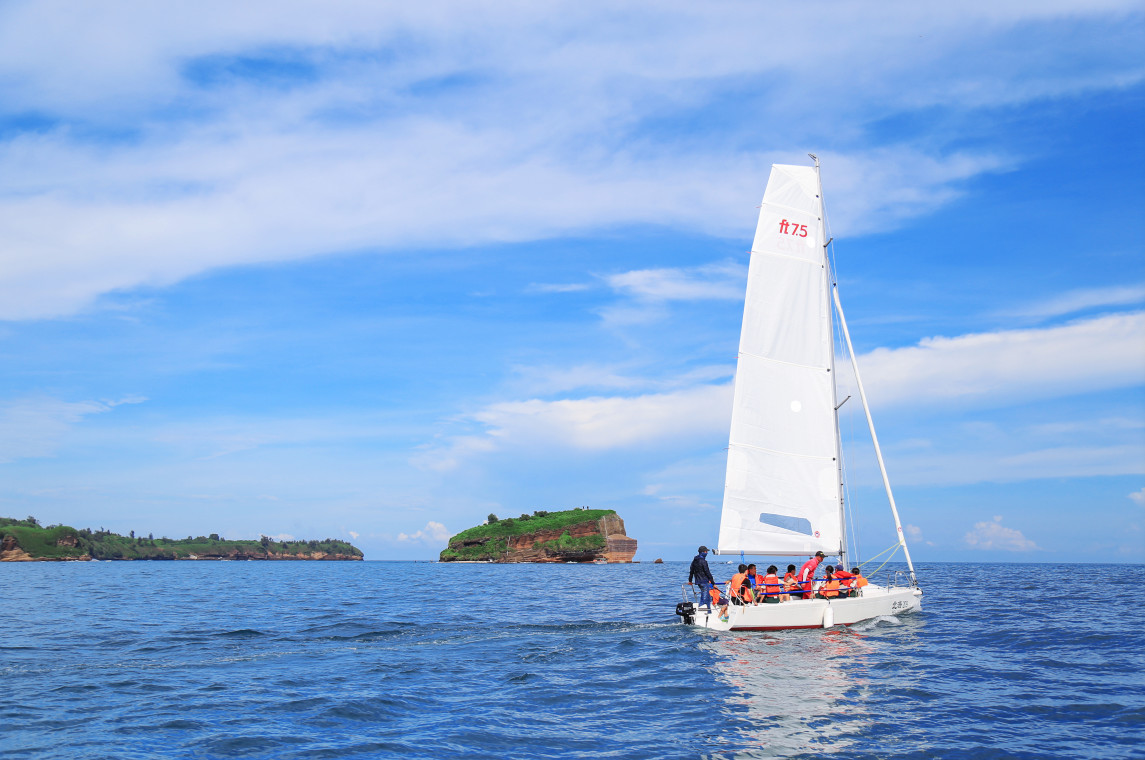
[716,164,843,556]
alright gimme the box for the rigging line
[856,541,900,569]
[866,545,903,578]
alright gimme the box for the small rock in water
[654,558,663,564]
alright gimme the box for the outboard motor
[675,601,696,625]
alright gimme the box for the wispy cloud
[2,2,1137,319]
[606,261,745,302]
[964,516,1039,551]
[526,283,592,294]
[1130,488,1145,508]
[0,396,146,463]
[1002,284,1145,320]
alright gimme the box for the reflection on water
[701,620,889,758]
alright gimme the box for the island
[439,508,637,563]
[0,516,363,561]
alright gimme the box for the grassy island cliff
[0,517,363,561]
[439,508,637,563]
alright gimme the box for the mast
[830,285,918,584]
[810,154,847,567]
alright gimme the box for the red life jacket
[761,573,781,596]
[834,569,856,588]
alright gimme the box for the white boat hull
[686,585,922,631]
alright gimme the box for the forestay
[716,164,843,557]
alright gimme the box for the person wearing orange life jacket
[782,564,800,599]
[760,565,783,603]
[797,551,826,599]
[834,567,856,596]
[728,564,753,605]
[817,566,841,599]
[851,567,868,592]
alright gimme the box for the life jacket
[783,572,798,591]
[762,573,781,596]
[834,569,855,588]
[798,558,820,589]
[820,579,841,598]
[729,572,748,600]
[855,575,868,589]
[709,587,722,604]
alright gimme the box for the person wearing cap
[797,551,826,599]
[688,545,717,611]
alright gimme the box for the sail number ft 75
[778,219,809,237]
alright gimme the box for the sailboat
[678,156,922,631]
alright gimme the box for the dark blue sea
[2,562,1143,759]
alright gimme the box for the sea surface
[2,561,1143,759]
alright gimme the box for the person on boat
[688,545,717,611]
[782,564,800,598]
[729,564,753,605]
[746,563,760,598]
[761,565,783,602]
[797,551,826,599]
[816,567,841,599]
[851,567,868,593]
[834,566,856,594]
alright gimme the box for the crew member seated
[760,565,783,603]
[782,564,800,599]
[816,566,841,599]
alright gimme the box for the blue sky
[0,1,1142,563]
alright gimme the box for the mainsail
[716,164,844,556]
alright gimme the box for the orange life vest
[834,569,855,588]
[783,572,798,591]
[761,573,781,596]
[820,579,841,598]
[730,572,748,600]
[855,575,868,589]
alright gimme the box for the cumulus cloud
[2,1,1136,318]
[857,312,1145,409]
[397,521,451,544]
[416,383,733,470]
[964,516,1039,551]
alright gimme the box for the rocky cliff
[440,508,637,563]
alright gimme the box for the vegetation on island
[439,507,614,561]
[0,516,363,561]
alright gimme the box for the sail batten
[717,164,842,557]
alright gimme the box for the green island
[439,507,637,563]
[0,516,363,562]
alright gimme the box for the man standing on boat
[688,546,717,611]
[797,551,826,599]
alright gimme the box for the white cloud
[606,262,746,302]
[856,312,1145,409]
[1004,285,1145,320]
[270,533,295,541]
[417,383,733,470]
[527,283,592,294]
[348,530,360,539]
[397,521,451,543]
[1,1,1137,318]
[964,516,1039,551]
[0,396,146,463]
[1130,488,1145,508]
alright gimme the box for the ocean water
[2,561,1143,759]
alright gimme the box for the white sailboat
[679,156,922,631]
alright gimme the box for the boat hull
[686,585,922,631]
